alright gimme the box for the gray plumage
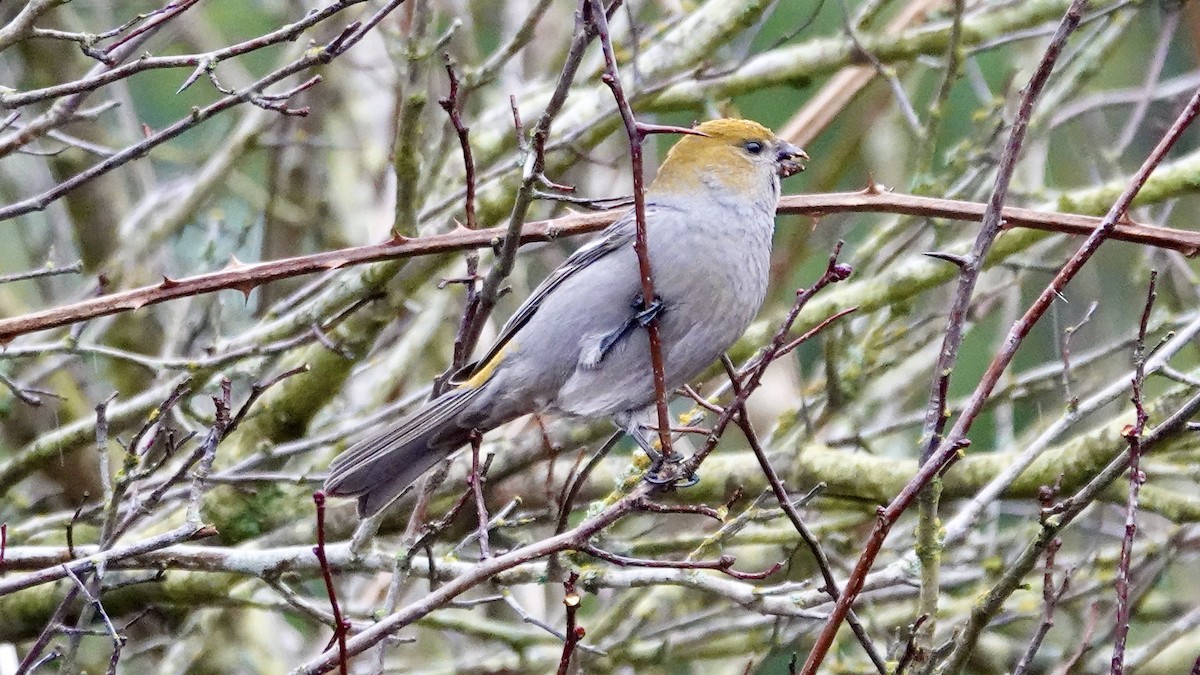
[325,119,806,517]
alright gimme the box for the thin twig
[466,430,491,559]
[721,356,886,674]
[312,492,349,675]
[0,259,83,286]
[1111,271,1157,674]
[556,572,585,675]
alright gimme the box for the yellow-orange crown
[649,118,781,197]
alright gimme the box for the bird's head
[648,118,807,204]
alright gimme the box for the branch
[7,189,1190,347]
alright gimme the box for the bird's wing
[453,212,636,384]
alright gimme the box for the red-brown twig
[800,5,1200,671]
[1012,537,1069,675]
[676,244,852,482]
[438,55,476,231]
[1111,271,1157,674]
[556,571,584,675]
[433,57,483,393]
[451,2,598,370]
[588,0,690,461]
[312,492,349,675]
[907,0,1085,661]
[895,615,930,675]
[466,430,491,559]
[721,356,886,673]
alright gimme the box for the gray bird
[325,118,807,516]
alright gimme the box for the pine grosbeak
[326,118,807,516]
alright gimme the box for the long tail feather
[324,386,483,517]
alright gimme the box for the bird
[325,118,807,517]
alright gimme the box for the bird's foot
[631,293,664,327]
[643,450,699,488]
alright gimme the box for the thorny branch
[6,189,1184,348]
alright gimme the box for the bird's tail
[324,385,484,517]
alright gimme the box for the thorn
[923,251,972,268]
[388,231,409,245]
[176,58,209,95]
[160,275,179,288]
[232,281,258,302]
[636,122,711,138]
[225,255,246,270]
[863,174,886,194]
[1117,210,1137,225]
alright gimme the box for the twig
[312,492,349,675]
[674,244,852,484]
[556,572,585,675]
[894,615,929,675]
[910,0,1088,657]
[1060,300,1099,410]
[1012,537,1069,674]
[721,356,886,674]
[438,55,476,231]
[466,430,491,559]
[452,0,598,368]
[1111,271,1157,674]
[588,0,699,460]
[554,431,624,536]
[62,564,124,674]
[0,259,83,285]
[579,543,782,581]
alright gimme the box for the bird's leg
[593,294,665,365]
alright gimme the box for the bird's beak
[775,141,809,178]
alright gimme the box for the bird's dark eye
[743,140,765,155]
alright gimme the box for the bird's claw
[631,293,664,327]
[643,451,699,488]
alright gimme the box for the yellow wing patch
[462,343,513,389]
